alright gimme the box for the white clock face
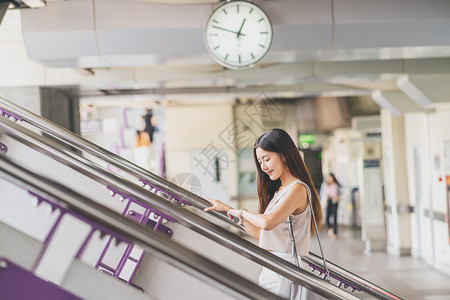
[205,1,273,69]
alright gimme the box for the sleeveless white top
[258,179,311,255]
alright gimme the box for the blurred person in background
[324,173,341,240]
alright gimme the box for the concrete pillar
[358,137,385,254]
[380,109,412,256]
[40,87,80,135]
[0,86,80,134]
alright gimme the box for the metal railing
[0,97,402,299]
[303,253,402,300]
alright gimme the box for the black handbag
[288,183,330,300]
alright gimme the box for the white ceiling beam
[372,90,423,116]
[20,0,450,68]
[398,74,450,107]
[397,75,432,107]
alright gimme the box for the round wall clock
[204,1,273,69]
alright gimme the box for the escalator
[0,97,401,300]
[0,156,282,300]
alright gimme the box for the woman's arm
[204,199,261,239]
[230,184,307,231]
[233,213,261,240]
[204,184,307,239]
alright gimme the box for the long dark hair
[329,173,341,187]
[253,128,323,235]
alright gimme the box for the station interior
[0,1,450,299]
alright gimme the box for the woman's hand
[204,198,233,213]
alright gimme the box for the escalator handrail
[303,253,403,300]
[0,116,359,300]
[0,155,285,300]
[0,97,400,299]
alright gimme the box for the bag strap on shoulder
[288,182,331,282]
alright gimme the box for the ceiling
[8,0,450,111]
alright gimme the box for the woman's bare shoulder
[288,182,307,198]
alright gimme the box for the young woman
[204,128,323,299]
[325,173,341,240]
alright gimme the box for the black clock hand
[212,25,246,36]
[236,18,246,38]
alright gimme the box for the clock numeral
[239,55,241,64]
[237,5,239,13]
[260,32,268,34]
[223,8,227,15]
[224,54,229,61]
[258,18,264,22]
[214,45,220,50]
[259,44,265,48]
[213,19,219,24]
[209,33,218,36]
[249,8,253,14]
[251,53,255,59]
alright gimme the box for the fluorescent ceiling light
[22,0,46,8]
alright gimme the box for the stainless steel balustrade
[0,97,401,299]
[0,156,284,300]
[304,254,401,300]
[0,108,359,299]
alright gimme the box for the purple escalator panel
[0,258,82,300]
[127,210,173,237]
[0,108,23,122]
